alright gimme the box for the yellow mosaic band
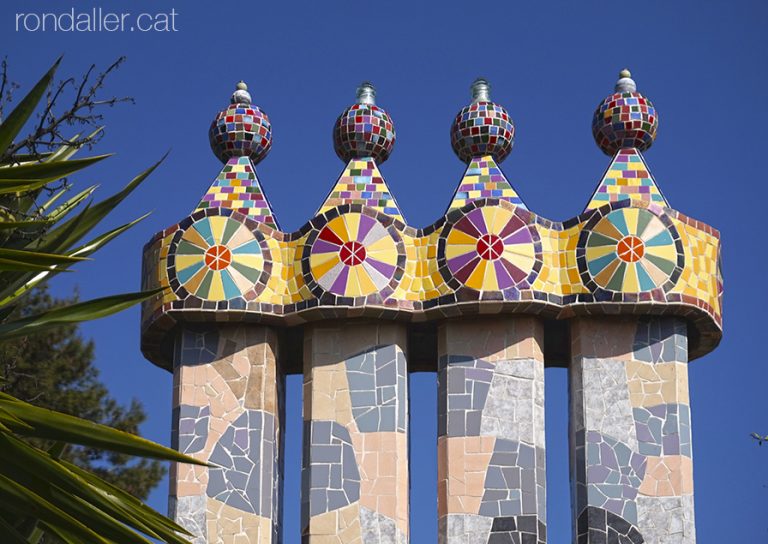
[141,196,721,368]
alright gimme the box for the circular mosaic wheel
[581,207,682,293]
[439,206,541,291]
[306,212,403,298]
[169,214,269,301]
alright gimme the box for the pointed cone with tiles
[445,155,528,213]
[195,156,280,229]
[584,148,668,212]
[317,158,405,223]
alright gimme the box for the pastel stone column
[437,317,547,544]
[170,324,283,544]
[302,322,409,544]
[570,317,695,543]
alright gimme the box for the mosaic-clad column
[438,318,547,544]
[302,322,409,544]
[170,324,283,544]
[570,317,695,543]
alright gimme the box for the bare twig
[1,56,133,162]
[0,57,20,120]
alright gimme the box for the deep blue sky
[3,0,767,541]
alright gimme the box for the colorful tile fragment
[318,159,404,223]
[585,149,667,211]
[446,155,527,212]
[196,156,279,229]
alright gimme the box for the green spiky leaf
[0,289,162,339]
[0,393,206,465]
[0,58,61,157]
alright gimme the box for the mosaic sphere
[209,103,272,164]
[592,90,658,156]
[450,101,515,164]
[333,103,396,164]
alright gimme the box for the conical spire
[446,155,527,212]
[584,148,668,211]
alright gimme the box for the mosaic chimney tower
[568,69,708,543]
[438,78,547,544]
[303,82,409,543]
[143,82,283,543]
[140,71,722,544]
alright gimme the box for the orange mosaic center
[616,235,645,263]
[476,233,504,261]
[204,244,232,271]
[339,240,367,266]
